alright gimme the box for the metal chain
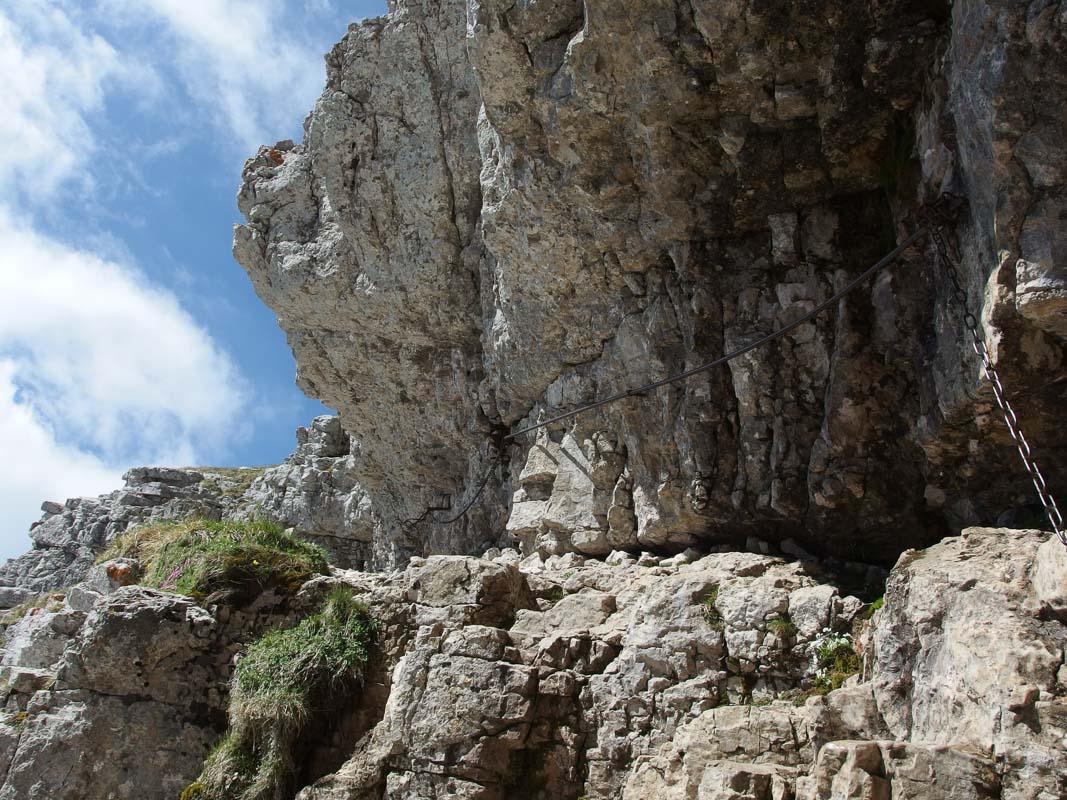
[929,224,1065,545]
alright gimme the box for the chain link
[929,224,1065,546]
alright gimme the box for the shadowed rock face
[234,0,1066,567]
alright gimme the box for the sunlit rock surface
[234,0,1066,568]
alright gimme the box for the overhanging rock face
[234,0,1067,567]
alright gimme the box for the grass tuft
[767,615,796,639]
[863,596,884,619]
[701,586,723,631]
[3,711,30,727]
[101,518,329,604]
[543,585,566,605]
[810,629,861,694]
[183,586,374,800]
[195,467,267,500]
[0,592,65,627]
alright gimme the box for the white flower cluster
[810,627,853,679]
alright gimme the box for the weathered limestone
[241,415,378,568]
[233,0,1066,568]
[912,0,1067,533]
[0,468,249,606]
[300,547,866,800]
[1,1,1066,797]
[0,525,1063,799]
[625,527,1067,800]
[0,417,364,602]
[870,528,1067,800]
[0,562,307,800]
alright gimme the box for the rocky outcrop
[3,2,1066,797]
[302,547,863,799]
[625,527,1067,800]
[8,525,1059,799]
[911,0,1067,534]
[870,528,1067,800]
[0,561,306,799]
[0,467,253,607]
[241,416,378,569]
[0,417,367,605]
[234,0,1066,568]
[298,527,1065,799]
[1,523,1062,799]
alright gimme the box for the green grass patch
[183,587,374,800]
[701,586,723,631]
[863,596,884,619]
[543,585,566,605]
[767,615,796,638]
[101,518,329,604]
[195,467,268,500]
[3,711,30,728]
[0,592,66,627]
[810,629,861,694]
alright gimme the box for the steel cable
[417,228,926,528]
[505,229,927,441]
[413,220,1063,551]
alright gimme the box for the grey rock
[870,527,1067,797]
[233,0,1066,570]
[0,526,1062,800]
[240,416,377,568]
[0,578,298,799]
[0,691,217,800]
[304,548,863,800]
[871,529,1066,750]
[795,740,999,800]
[0,468,238,603]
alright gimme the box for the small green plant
[544,585,566,605]
[701,586,723,630]
[809,628,861,694]
[863,596,884,619]
[0,592,65,627]
[196,467,267,500]
[184,587,374,800]
[767,615,796,638]
[102,518,329,604]
[3,711,29,727]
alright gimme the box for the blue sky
[0,0,387,559]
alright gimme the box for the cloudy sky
[0,0,386,559]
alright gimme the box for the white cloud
[0,0,339,205]
[0,211,246,463]
[0,3,130,202]
[99,0,334,150]
[0,211,248,557]
[0,361,123,560]
[0,0,350,556]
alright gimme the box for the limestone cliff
[234,0,1066,568]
